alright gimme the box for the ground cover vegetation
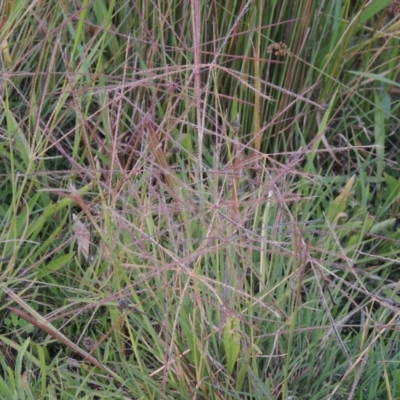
[1,0,400,399]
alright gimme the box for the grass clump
[1,0,400,399]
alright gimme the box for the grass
[1,0,400,399]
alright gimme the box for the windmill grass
[1,0,400,399]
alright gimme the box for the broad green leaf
[36,344,47,400]
[346,215,374,249]
[348,71,400,89]
[370,218,395,234]
[326,175,355,225]
[37,253,74,279]
[305,88,338,171]
[0,373,13,398]
[374,92,385,179]
[223,317,241,375]
[15,338,30,400]
[383,173,400,207]
[357,0,392,25]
